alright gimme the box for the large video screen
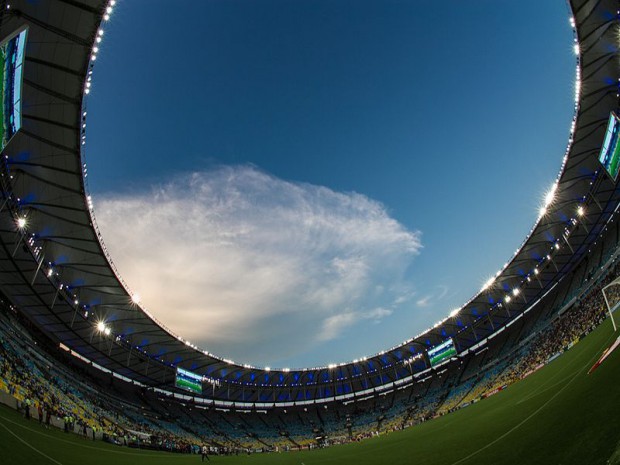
[175,367,202,394]
[0,28,27,151]
[599,112,620,181]
[428,338,457,367]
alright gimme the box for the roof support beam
[26,56,83,78]
[9,9,91,47]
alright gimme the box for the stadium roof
[0,0,618,405]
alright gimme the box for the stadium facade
[0,0,617,409]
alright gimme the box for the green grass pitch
[1,319,620,465]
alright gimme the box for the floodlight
[481,277,495,292]
[544,184,557,208]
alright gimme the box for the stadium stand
[1,237,619,453]
[0,0,618,461]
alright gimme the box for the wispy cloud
[319,307,393,342]
[416,296,431,308]
[93,165,422,365]
[416,285,449,308]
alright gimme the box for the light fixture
[481,277,495,292]
[544,183,557,209]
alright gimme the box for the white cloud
[416,285,449,308]
[319,307,393,341]
[416,296,431,307]
[93,165,421,365]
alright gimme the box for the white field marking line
[515,372,576,405]
[0,413,169,458]
[449,332,615,465]
[0,420,64,465]
[512,349,577,404]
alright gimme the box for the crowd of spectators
[1,254,619,455]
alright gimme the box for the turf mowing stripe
[449,331,616,465]
[0,419,64,465]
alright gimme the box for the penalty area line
[0,419,64,465]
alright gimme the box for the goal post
[602,277,620,332]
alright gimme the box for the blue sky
[85,0,576,368]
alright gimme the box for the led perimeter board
[0,27,26,151]
[599,112,620,181]
[175,367,202,394]
[428,338,457,367]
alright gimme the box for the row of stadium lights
[16,8,585,379]
[490,194,585,303]
[444,191,587,321]
[80,0,115,148]
[11,214,109,334]
[6,27,610,397]
[442,15,584,326]
[116,182,587,375]
[10,171,141,346]
[78,0,281,374]
[79,1,179,355]
[72,7,589,378]
[71,180,584,376]
[0,3,598,399]
[70,8,620,391]
[71,1,245,381]
[79,0,198,360]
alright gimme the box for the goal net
[602,276,620,331]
